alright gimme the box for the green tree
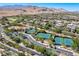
[32,20,36,26]
[38,37,44,43]
[14,37,21,43]
[18,53,25,56]
[14,44,20,49]
[43,49,57,56]
[76,28,79,34]
[22,40,30,47]
[72,40,77,50]
[72,37,79,51]
[34,45,45,53]
[44,22,52,30]
[1,17,9,25]
[52,27,62,33]
[28,43,34,49]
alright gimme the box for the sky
[0,3,78,11]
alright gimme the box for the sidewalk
[55,45,79,56]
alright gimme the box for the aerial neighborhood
[0,4,79,56]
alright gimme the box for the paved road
[22,33,75,56]
[0,25,43,56]
[3,34,43,56]
[0,41,22,53]
[21,32,49,48]
[0,24,77,56]
[55,47,74,56]
[25,25,76,56]
[19,43,43,56]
